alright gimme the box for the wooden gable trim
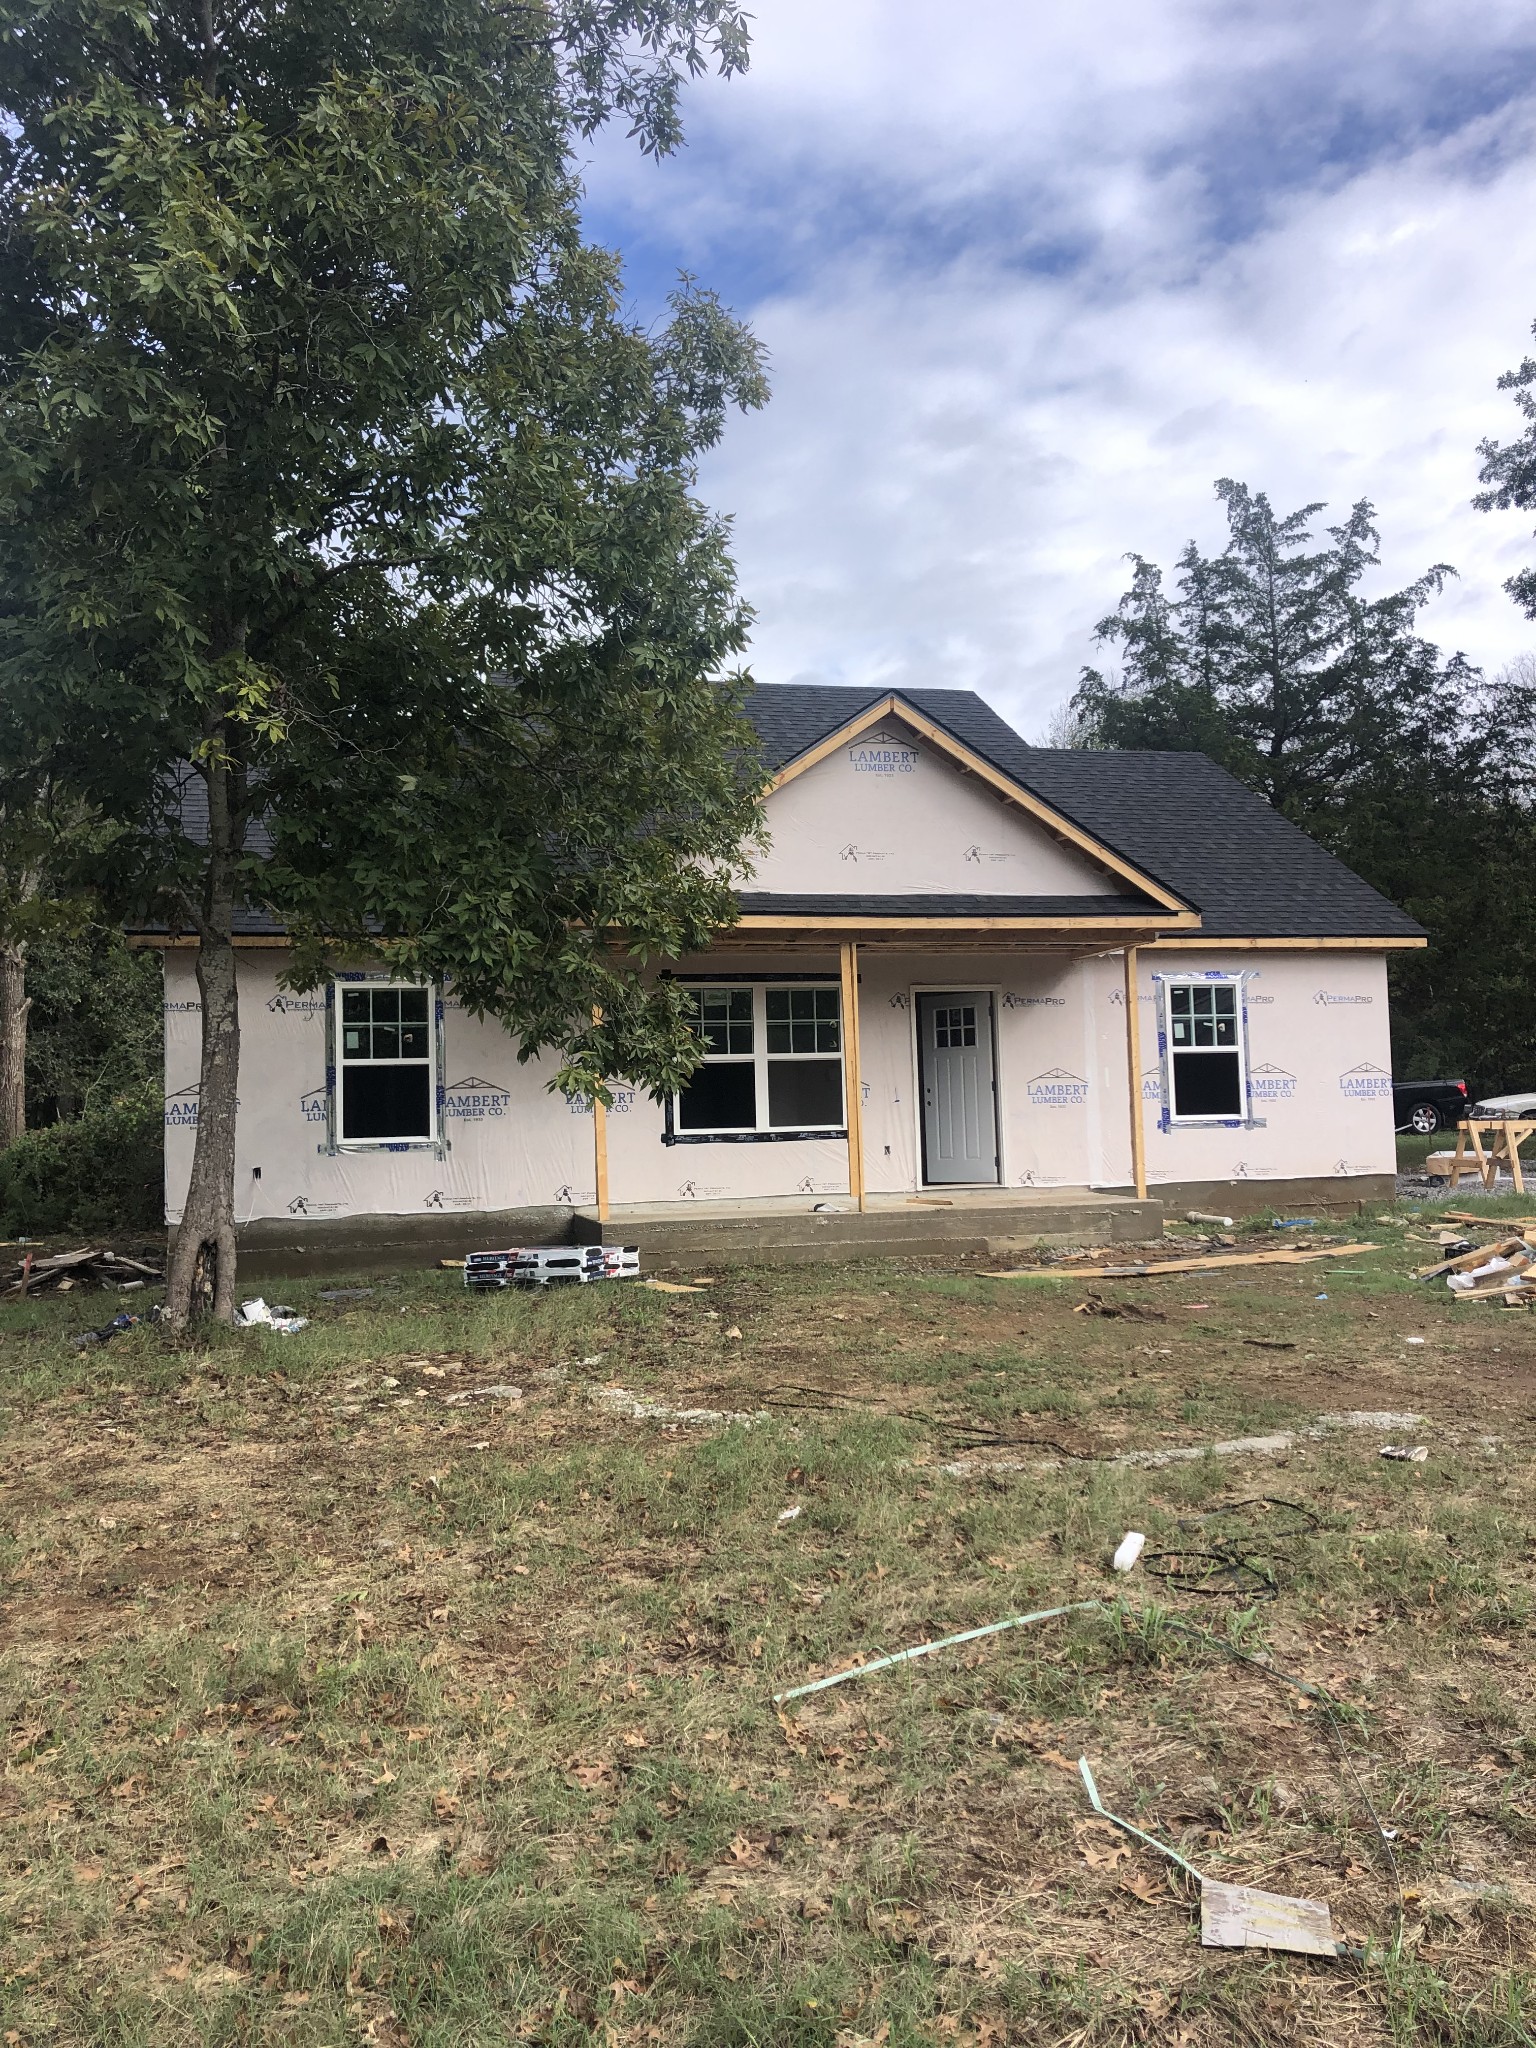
[767,694,1190,916]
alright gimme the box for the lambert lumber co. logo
[287,1195,343,1216]
[423,1189,475,1209]
[1027,1067,1089,1107]
[1340,1061,1392,1099]
[848,729,918,775]
[568,1087,637,1115]
[164,1085,241,1127]
[444,1075,511,1121]
[1141,1065,1163,1102]
[300,1087,328,1124]
[164,1085,200,1128]
[1250,1063,1297,1101]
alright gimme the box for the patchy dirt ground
[2,1209,1534,2046]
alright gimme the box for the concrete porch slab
[573,1187,1163,1267]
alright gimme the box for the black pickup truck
[1392,1078,1468,1134]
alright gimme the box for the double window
[1164,978,1245,1120]
[338,983,435,1142]
[676,984,845,1135]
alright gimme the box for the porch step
[572,1192,1162,1268]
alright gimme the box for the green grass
[2,1223,1534,2045]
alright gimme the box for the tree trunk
[164,753,243,1332]
[0,938,29,1150]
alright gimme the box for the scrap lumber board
[985,1243,1382,1280]
[1413,1235,1528,1281]
[1442,1210,1536,1227]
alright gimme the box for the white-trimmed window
[338,983,435,1142]
[676,984,845,1134]
[1164,978,1245,1120]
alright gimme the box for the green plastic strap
[772,1600,1102,1706]
[1078,1756,1206,1881]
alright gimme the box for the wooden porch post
[590,1007,610,1227]
[1123,947,1147,1201]
[840,940,866,1212]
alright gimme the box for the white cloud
[585,1,1536,732]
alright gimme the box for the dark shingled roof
[144,686,1424,944]
[744,683,1424,941]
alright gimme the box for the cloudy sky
[583,1,1536,738]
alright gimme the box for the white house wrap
[148,684,1422,1254]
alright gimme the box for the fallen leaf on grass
[567,1759,614,1790]
[1120,1870,1166,1903]
[377,1905,414,1946]
[431,1789,461,1819]
[1079,1839,1130,1871]
[620,1729,648,1749]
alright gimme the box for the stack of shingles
[2,1247,164,1300]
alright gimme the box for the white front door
[918,992,999,1184]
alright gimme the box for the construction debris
[235,1298,309,1334]
[1111,1531,1146,1573]
[1416,1234,1531,1281]
[1186,1210,1235,1227]
[1073,1292,1166,1321]
[69,1311,143,1350]
[771,1600,1100,1706]
[3,1247,163,1299]
[465,1245,639,1288]
[1380,1444,1428,1462]
[986,1243,1382,1281]
[1078,1759,1343,1958]
[1200,1880,1340,1957]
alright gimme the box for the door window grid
[677,984,845,1134]
[338,982,436,1143]
[934,1005,977,1048]
[1164,978,1246,1122]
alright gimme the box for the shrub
[0,1087,163,1237]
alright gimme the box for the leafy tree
[1071,482,1536,1098]
[1072,481,1479,832]
[1476,322,1536,619]
[24,926,162,1129]
[0,0,768,1327]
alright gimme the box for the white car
[1471,1092,1536,1119]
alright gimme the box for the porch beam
[1123,947,1147,1201]
[840,940,867,1212]
[591,1006,610,1226]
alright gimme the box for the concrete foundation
[1147,1175,1396,1220]
[216,1173,1394,1278]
